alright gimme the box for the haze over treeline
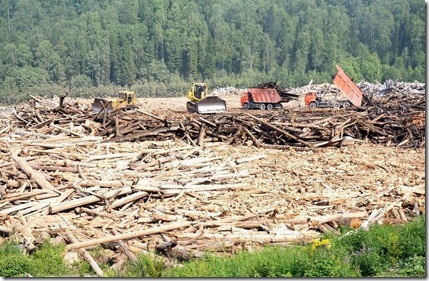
[0,0,424,102]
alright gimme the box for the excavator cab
[186,83,226,114]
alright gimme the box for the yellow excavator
[92,90,138,113]
[186,83,227,114]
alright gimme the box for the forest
[0,0,425,103]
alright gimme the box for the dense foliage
[0,0,425,103]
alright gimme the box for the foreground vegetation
[0,215,424,277]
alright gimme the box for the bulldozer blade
[92,98,113,114]
[190,96,227,114]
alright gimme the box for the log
[245,113,313,147]
[66,221,191,249]
[135,109,166,122]
[242,126,261,148]
[10,150,56,191]
[78,180,125,188]
[111,229,138,263]
[50,186,132,213]
[235,155,265,164]
[50,124,85,137]
[109,191,149,209]
[275,211,368,224]
[175,231,320,244]
[0,201,39,215]
[197,124,206,147]
[0,225,13,234]
[2,188,57,203]
[28,164,79,173]
[66,232,104,277]
[200,213,258,227]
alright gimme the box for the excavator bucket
[92,98,113,114]
[187,96,227,114]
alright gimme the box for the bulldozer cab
[194,84,206,99]
[187,83,207,102]
[118,91,137,105]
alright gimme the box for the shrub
[0,243,31,277]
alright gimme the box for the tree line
[0,0,425,103]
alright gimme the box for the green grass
[0,216,425,277]
[0,240,89,277]
[159,215,426,278]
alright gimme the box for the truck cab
[304,90,352,109]
[304,91,319,108]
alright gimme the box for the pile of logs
[2,88,424,150]
[0,84,425,275]
[1,131,423,275]
[0,135,337,275]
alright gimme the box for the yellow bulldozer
[186,83,227,114]
[92,90,138,113]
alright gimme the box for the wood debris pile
[0,131,424,275]
[2,89,425,149]
[0,135,342,274]
[358,80,425,96]
[0,84,424,275]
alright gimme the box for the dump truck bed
[247,88,282,103]
[333,65,363,107]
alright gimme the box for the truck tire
[309,102,317,108]
[333,102,340,109]
[342,102,351,108]
[266,103,274,110]
[259,103,266,110]
[243,102,249,109]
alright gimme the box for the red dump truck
[240,88,283,110]
[304,65,363,108]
